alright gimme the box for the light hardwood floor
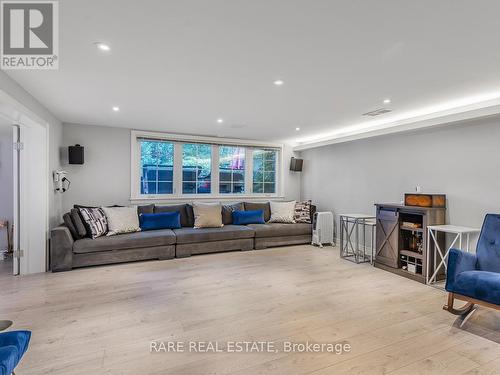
[1,245,499,375]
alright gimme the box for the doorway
[0,122,14,275]
[0,96,49,276]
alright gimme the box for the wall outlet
[415,185,422,193]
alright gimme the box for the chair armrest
[50,226,74,272]
[445,248,477,292]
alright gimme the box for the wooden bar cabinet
[374,203,446,283]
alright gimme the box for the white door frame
[0,91,49,275]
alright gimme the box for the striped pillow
[78,207,108,238]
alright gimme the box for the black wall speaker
[290,157,303,172]
[68,144,84,164]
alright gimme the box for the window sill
[130,195,285,203]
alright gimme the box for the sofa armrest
[445,248,477,292]
[50,226,74,272]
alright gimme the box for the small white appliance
[312,211,334,247]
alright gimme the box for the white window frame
[130,130,284,201]
[180,142,213,195]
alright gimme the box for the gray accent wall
[300,116,500,230]
[62,123,301,213]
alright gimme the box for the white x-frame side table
[339,214,376,264]
[426,225,480,285]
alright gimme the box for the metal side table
[426,225,480,285]
[340,214,376,264]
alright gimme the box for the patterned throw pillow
[78,207,108,239]
[294,200,312,223]
[269,201,296,223]
[101,206,140,236]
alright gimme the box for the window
[219,146,245,194]
[253,149,277,194]
[132,131,282,199]
[140,140,174,194]
[182,143,211,194]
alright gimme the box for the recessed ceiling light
[273,79,284,86]
[383,98,391,104]
[295,127,301,131]
[217,118,224,123]
[112,106,120,112]
[95,42,110,51]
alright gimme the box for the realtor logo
[1,0,58,69]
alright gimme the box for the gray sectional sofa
[50,202,315,272]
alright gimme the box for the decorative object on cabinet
[404,193,446,208]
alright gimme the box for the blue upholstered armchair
[444,214,500,315]
[0,331,31,375]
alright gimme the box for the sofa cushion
[77,207,108,239]
[70,208,87,238]
[140,212,181,231]
[173,225,254,244]
[294,200,312,224]
[193,202,223,228]
[63,213,78,240]
[102,206,141,236]
[244,202,271,222]
[453,270,500,306]
[73,229,176,254]
[222,203,244,225]
[233,210,265,225]
[269,201,296,223]
[154,204,194,227]
[246,223,312,238]
[137,204,154,215]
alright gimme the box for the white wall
[62,123,302,212]
[0,124,13,252]
[62,123,131,211]
[0,71,63,229]
[300,116,500,229]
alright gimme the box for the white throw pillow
[269,201,296,223]
[193,202,223,228]
[101,206,141,236]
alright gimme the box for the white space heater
[312,212,334,247]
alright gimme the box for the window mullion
[173,143,182,196]
[246,148,253,194]
[212,145,219,195]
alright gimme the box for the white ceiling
[6,0,500,146]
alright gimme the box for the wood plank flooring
[1,245,498,374]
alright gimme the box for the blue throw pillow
[139,212,181,231]
[232,210,265,225]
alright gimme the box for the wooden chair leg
[443,292,475,315]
